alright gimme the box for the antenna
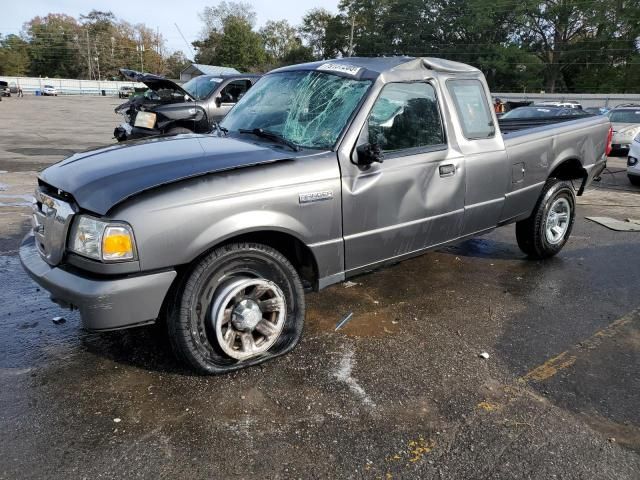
[174,23,196,60]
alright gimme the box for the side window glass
[367,82,445,152]
[220,80,251,104]
[447,79,495,139]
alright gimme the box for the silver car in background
[608,104,640,155]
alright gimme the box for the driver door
[341,81,465,272]
[209,79,253,123]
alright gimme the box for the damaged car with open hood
[22,57,610,374]
[114,69,260,141]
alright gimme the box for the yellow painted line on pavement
[519,308,639,383]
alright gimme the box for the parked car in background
[627,132,640,186]
[536,100,583,110]
[584,106,610,115]
[501,105,585,119]
[0,81,10,97]
[607,105,640,155]
[118,85,135,99]
[114,69,260,141]
[42,85,58,96]
[21,57,610,374]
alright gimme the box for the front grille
[32,187,77,266]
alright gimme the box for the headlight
[634,132,640,143]
[69,215,136,262]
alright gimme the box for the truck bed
[498,114,595,134]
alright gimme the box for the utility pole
[157,26,161,74]
[86,29,93,79]
[94,51,101,81]
[348,15,355,57]
[137,42,145,72]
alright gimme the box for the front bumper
[114,124,161,142]
[20,234,177,331]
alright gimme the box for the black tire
[167,243,305,374]
[166,127,193,135]
[629,175,640,186]
[515,178,576,259]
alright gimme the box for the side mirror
[355,143,384,166]
[215,96,222,108]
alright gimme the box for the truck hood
[119,68,193,100]
[40,135,316,215]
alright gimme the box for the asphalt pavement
[0,95,639,479]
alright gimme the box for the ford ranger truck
[20,57,610,374]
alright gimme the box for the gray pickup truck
[21,57,610,374]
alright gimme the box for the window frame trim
[358,80,448,160]
[446,78,496,141]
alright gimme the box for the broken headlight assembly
[69,215,137,262]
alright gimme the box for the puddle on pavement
[307,301,402,337]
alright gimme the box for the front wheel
[516,178,576,259]
[167,243,305,374]
[629,175,640,186]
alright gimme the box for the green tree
[163,50,190,79]
[0,34,30,76]
[194,16,266,72]
[260,20,299,63]
[24,14,83,78]
[300,8,346,59]
[512,0,640,92]
[198,1,256,38]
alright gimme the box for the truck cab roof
[271,56,480,81]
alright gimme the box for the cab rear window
[447,80,495,139]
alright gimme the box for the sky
[0,0,340,54]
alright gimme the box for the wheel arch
[549,157,588,195]
[188,228,320,292]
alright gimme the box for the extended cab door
[445,79,510,235]
[340,81,465,273]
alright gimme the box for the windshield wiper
[213,122,228,136]
[238,128,300,152]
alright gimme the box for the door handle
[439,164,456,177]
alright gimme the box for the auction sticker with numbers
[317,63,363,76]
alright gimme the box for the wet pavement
[1,96,639,479]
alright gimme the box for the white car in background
[42,85,58,96]
[628,133,640,186]
[536,100,583,110]
[608,105,640,157]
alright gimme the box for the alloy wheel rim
[545,197,571,245]
[212,277,286,360]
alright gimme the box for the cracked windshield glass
[221,71,372,149]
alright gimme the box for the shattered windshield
[221,71,372,149]
[182,76,222,100]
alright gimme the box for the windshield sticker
[317,63,363,76]
[210,78,223,82]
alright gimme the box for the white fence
[2,76,639,106]
[0,76,145,96]
[494,92,640,108]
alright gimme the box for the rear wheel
[516,178,576,259]
[167,243,305,374]
[629,175,640,186]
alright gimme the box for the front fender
[188,210,313,263]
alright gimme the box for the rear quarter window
[447,79,495,139]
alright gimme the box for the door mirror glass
[355,143,384,166]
